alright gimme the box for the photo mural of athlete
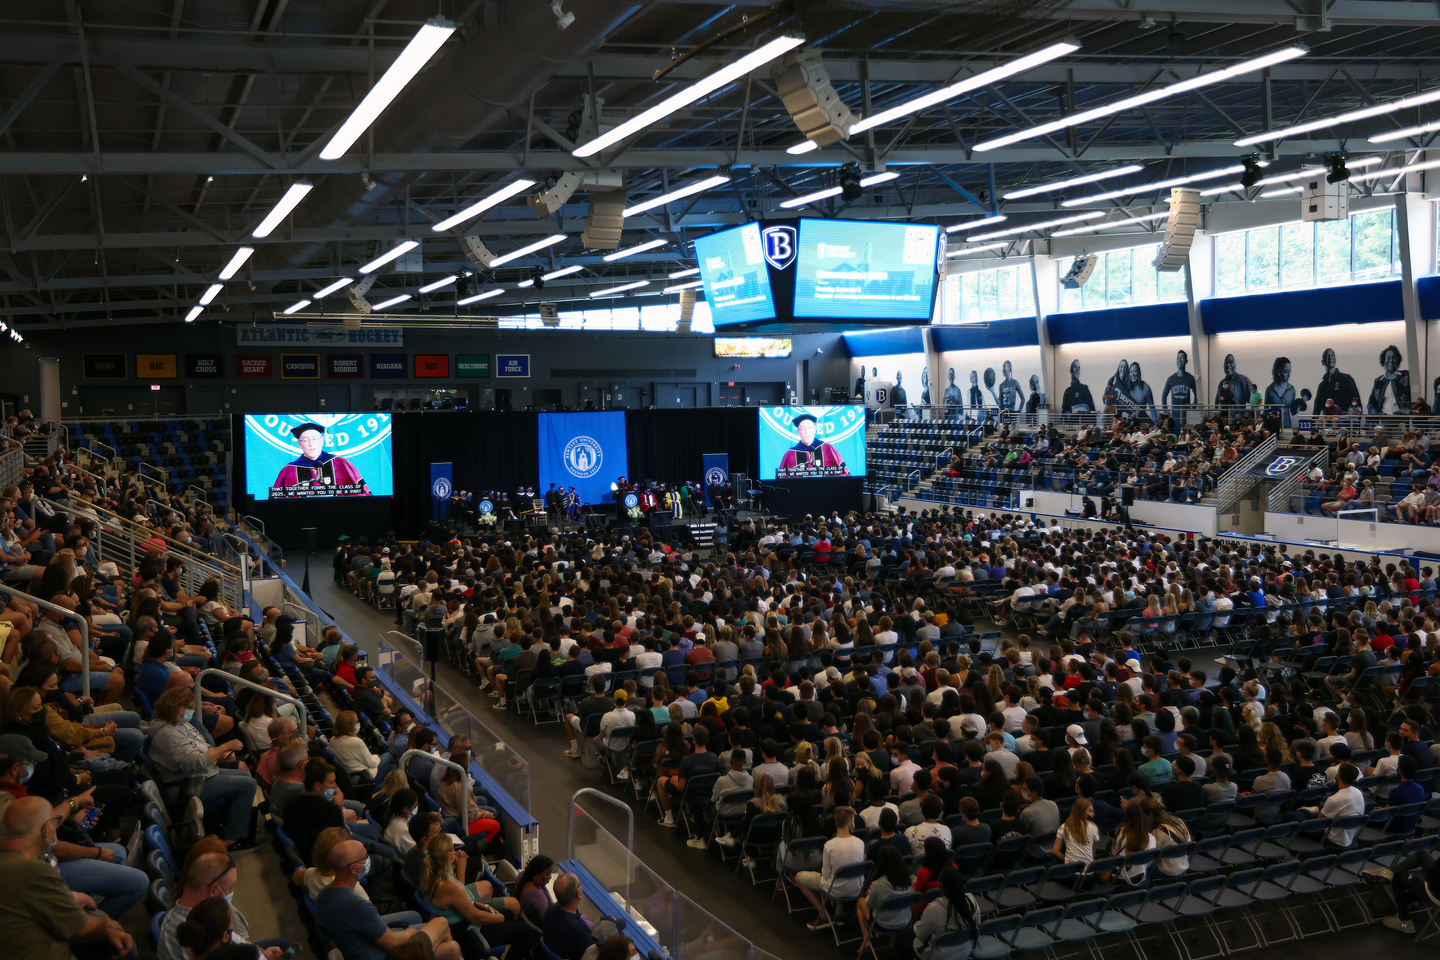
[919,368,931,406]
[992,361,1022,412]
[1101,359,1129,414]
[778,413,850,476]
[942,368,963,408]
[1123,362,1156,422]
[1314,348,1362,415]
[1161,350,1197,418]
[967,371,983,408]
[1263,356,1312,428]
[892,371,908,409]
[1061,359,1095,413]
[1214,354,1254,407]
[1026,375,1045,414]
[272,421,371,496]
[1367,344,1411,414]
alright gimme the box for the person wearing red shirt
[332,643,360,690]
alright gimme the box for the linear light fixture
[589,280,650,297]
[859,171,900,187]
[431,178,537,232]
[787,140,819,155]
[780,186,842,209]
[1352,156,1440,182]
[283,300,312,315]
[574,36,805,158]
[604,238,669,261]
[944,214,1007,233]
[1259,186,1303,198]
[418,274,458,293]
[314,277,355,298]
[518,279,534,288]
[251,182,314,238]
[668,267,700,279]
[198,283,224,305]
[320,18,455,160]
[1370,117,1440,143]
[359,240,419,274]
[946,242,1009,256]
[1198,156,1384,196]
[1050,210,1170,237]
[664,279,705,293]
[458,289,503,305]
[487,233,567,267]
[622,175,730,217]
[967,210,1104,241]
[1061,164,1246,207]
[372,294,412,310]
[851,40,1080,136]
[185,306,203,322]
[217,246,254,280]
[1003,164,1145,200]
[1237,85,1440,147]
[542,265,584,281]
[976,45,1307,152]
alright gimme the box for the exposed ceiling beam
[0,34,389,73]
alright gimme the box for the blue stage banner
[538,411,629,507]
[701,453,729,507]
[430,462,453,522]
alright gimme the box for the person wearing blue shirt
[541,873,592,960]
[1387,756,1427,835]
[316,838,459,960]
[136,637,173,709]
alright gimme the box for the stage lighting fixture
[531,266,546,290]
[1326,153,1351,184]
[1240,155,1263,189]
[839,164,863,202]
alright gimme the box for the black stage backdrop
[390,410,538,535]
[623,408,758,487]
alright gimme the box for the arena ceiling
[2,0,1439,328]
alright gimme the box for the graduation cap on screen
[792,413,817,427]
[290,421,326,438]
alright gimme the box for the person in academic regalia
[565,486,581,523]
[271,421,371,495]
[777,413,848,476]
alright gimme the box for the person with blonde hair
[1052,797,1098,864]
[1144,797,1192,877]
[293,826,371,902]
[419,834,538,957]
[329,710,380,779]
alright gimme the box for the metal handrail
[568,787,635,914]
[0,581,92,698]
[137,461,167,487]
[84,438,117,462]
[1267,447,1331,513]
[1211,433,1279,514]
[194,668,309,743]
[400,749,470,828]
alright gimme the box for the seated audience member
[147,686,256,848]
[513,855,557,926]
[790,805,865,930]
[316,837,461,960]
[160,849,289,960]
[542,872,594,960]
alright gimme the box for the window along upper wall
[942,263,1035,324]
[1057,242,1187,313]
[1213,208,1401,297]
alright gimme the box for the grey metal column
[1396,191,1436,399]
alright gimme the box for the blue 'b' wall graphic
[538,412,629,507]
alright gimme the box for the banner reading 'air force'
[538,411,630,507]
[757,405,867,481]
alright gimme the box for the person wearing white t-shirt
[904,796,952,854]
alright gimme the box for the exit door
[136,387,183,417]
[495,389,513,413]
[656,384,697,408]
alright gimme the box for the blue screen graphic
[793,219,941,320]
[538,411,630,507]
[757,405,868,481]
[693,223,777,325]
[244,413,393,500]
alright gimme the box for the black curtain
[391,410,538,535]
[623,408,758,486]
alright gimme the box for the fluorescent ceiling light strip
[589,280,651,297]
[488,233,567,267]
[320,19,455,160]
[664,280,705,293]
[668,267,700,279]
[946,242,1009,256]
[622,175,730,217]
[1352,157,1440,182]
[945,214,1006,233]
[975,45,1307,152]
[251,182,314,238]
[458,289,503,305]
[217,246,254,280]
[1237,85,1440,147]
[1370,117,1440,143]
[787,140,819,155]
[283,300,311,315]
[1050,211,1170,237]
[967,210,1104,241]
[372,294,412,310]
[1003,164,1145,200]
[1260,186,1303,198]
[604,238,669,261]
[851,40,1080,135]
[418,274,458,293]
[859,171,900,187]
[518,279,534,288]
[185,306,203,322]
[198,283,224,305]
[359,240,419,274]
[780,186,842,209]
[542,265,583,281]
[1061,164,1245,206]
[314,277,354,298]
[432,178,537,232]
[575,36,805,157]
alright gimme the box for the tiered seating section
[865,418,983,498]
[71,419,230,501]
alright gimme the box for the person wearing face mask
[147,687,255,849]
[158,851,287,960]
[317,838,461,960]
[285,758,391,865]
[294,826,372,904]
[0,796,129,958]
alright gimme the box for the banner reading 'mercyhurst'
[236,324,404,347]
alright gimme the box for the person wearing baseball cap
[0,733,47,803]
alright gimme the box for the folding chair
[863,891,921,960]
[971,915,1020,960]
[777,837,827,911]
[736,812,785,883]
[819,861,872,945]
[1008,906,1063,953]
[1172,875,1228,960]
[1034,860,1087,903]
[1211,868,1264,954]
[1054,897,1106,946]
[995,866,1043,909]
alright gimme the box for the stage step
[688,522,717,548]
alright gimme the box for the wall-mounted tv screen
[713,337,793,358]
[757,405,867,480]
[792,219,941,321]
[244,413,393,500]
[693,222,777,325]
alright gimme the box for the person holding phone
[147,687,256,848]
